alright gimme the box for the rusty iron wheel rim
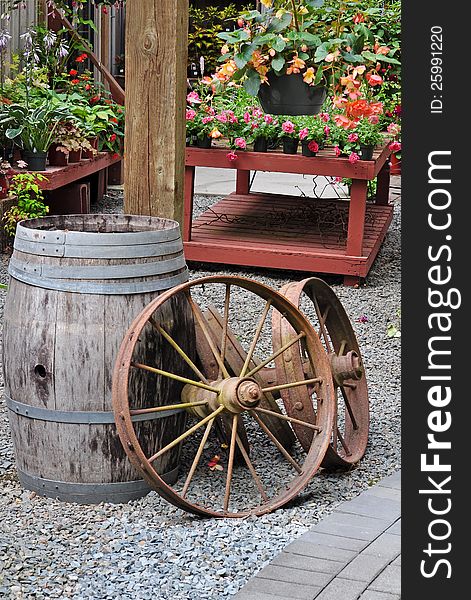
[112,275,336,518]
[273,278,369,469]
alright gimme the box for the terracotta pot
[68,149,82,163]
[48,145,69,167]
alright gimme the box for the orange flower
[334,114,357,130]
[286,54,306,74]
[377,46,391,55]
[210,128,222,139]
[366,72,383,86]
[303,67,316,85]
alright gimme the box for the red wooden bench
[184,143,393,286]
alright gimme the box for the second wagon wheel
[113,276,336,517]
[273,278,369,469]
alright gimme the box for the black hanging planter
[195,136,212,149]
[360,145,375,160]
[282,137,299,155]
[258,72,327,116]
[253,137,269,153]
[23,151,48,171]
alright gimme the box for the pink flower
[319,112,330,122]
[348,133,359,143]
[216,113,228,123]
[187,91,201,104]
[368,115,380,124]
[387,123,400,136]
[389,141,401,152]
[349,152,360,164]
[244,112,251,123]
[299,127,309,141]
[366,73,383,86]
[186,109,196,121]
[235,137,247,149]
[357,315,368,323]
[264,114,273,124]
[282,120,295,134]
[202,116,214,124]
[308,141,319,153]
[334,146,341,157]
[324,125,330,136]
[226,151,238,161]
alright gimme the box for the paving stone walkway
[232,471,401,600]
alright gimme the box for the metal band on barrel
[7,265,189,295]
[5,396,186,424]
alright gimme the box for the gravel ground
[0,183,401,600]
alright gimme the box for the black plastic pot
[301,140,319,157]
[253,137,269,153]
[258,72,327,116]
[195,136,212,149]
[23,151,48,171]
[360,145,375,160]
[282,137,299,155]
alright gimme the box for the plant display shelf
[184,144,393,286]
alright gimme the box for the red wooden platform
[184,144,393,286]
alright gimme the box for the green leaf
[343,51,365,63]
[267,12,292,33]
[271,55,285,73]
[305,0,325,7]
[314,43,330,63]
[217,30,250,44]
[301,32,321,46]
[271,36,286,53]
[362,50,401,65]
[6,127,22,139]
[244,70,262,96]
[235,53,248,69]
[352,33,366,55]
[314,66,324,85]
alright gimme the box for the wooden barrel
[3,214,195,504]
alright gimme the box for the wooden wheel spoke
[130,399,208,416]
[251,412,302,474]
[219,284,231,379]
[339,386,359,430]
[245,331,305,379]
[149,317,209,385]
[262,377,322,395]
[336,427,352,457]
[235,433,269,502]
[223,414,238,512]
[187,292,230,379]
[131,362,219,394]
[148,405,224,463]
[253,406,322,432]
[182,417,215,498]
[240,300,272,377]
[338,340,347,357]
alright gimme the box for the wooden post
[124,0,189,225]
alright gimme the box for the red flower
[109,134,117,143]
[110,117,118,124]
[90,95,101,104]
[69,69,78,76]
[85,84,91,91]
[308,141,319,153]
[226,151,238,162]
[353,13,365,24]
[366,72,383,87]
[71,79,80,85]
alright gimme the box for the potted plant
[0,99,71,171]
[2,172,48,238]
[245,109,279,152]
[215,0,400,115]
[298,115,328,157]
[354,118,383,160]
[52,121,94,163]
[280,119,299,154]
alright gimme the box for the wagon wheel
[113,276,336,517]
[195,304,294,453]
[273,278,369,469]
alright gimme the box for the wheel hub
[215,377,263,413]
[330,350,363,387]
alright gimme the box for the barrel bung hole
[34,364,47,379]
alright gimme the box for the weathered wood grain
[124,0,189,224]
[3,215,191,502]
